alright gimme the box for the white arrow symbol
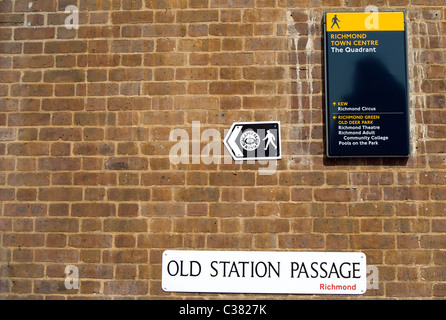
[227,125,243,158]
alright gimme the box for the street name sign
[162,250,367,295]
[324,11,410,157]
[223,121,281,161]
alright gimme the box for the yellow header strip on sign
[326,12,405,32]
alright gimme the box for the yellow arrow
[333,116,337,119]
[332,102,337,106]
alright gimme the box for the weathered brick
[44,41,87,53]
[11,84,53,97]
[71,203,116,217]
[3,234,45,247]
[103,280,148,295]
[68,234,113,248]
[111,11,153,24]
[104,219,147,232]
[39,187,82,201]
[7,173,49,186]
[14,27,55,40]
[38,158,81,171]
[8,113,51,126]
[43,70,85,83]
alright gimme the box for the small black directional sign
[224,121,281,161]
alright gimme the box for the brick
[314,188,357,202]
[141,203,185,217]
[8,173,49,186]
[349,203,394,216]
[0,158,15,171]
[174,218,218,233]
[0,128,16,141]
[42,98,84,111]
[278,234,325,249]
[8,113,50,127]
[14,27,55,40]
[143,82,186,95]
[209,172,255,186]
[211,0,254,8]
[104,219,148,232]
[386,283,431,297]
[207,234,252,249]
[350,235,395,249]
[244,219,289,233]
[209,24,253,36]
[14,0,57,12]
[78,26,120,38]
[243,67,286,80]
[43,70,85,83]
[144,53,186,66]
[105,128,150,141]
[143,25,186,37]
[137,234,182,248]
[211,53,254,66]
[421,235,446,249]
[44,41,87,53]
[246,38,288,51]
[107,97,151,110]
[176,68,219,80]
[8,143,49,156]
[39,128,82,141]
[243,9,284,22]
[3,234,45,247]
[39,187,82,201]
[0,263,44,278]
[279,172,324,186]
[0,70,20,83]
[72,203,116,217]
[107,188,150,201]
[103,281,148,295]
[174,187,219,202]
[210,203,255,217]
[4,203,47,217]
[111,40,154,53]
[69,234,113,248]
[111,11,153,24]
[73,142,114,156]
[177,10,219,22]
[383,187,430,201]
[74,172,116,186]
[0,280,10,293]
[141,172,185,186]
[38,158,81,171]
[244,187,289,201]
[11,84,53,97]
[209,81,254,94]
[35,249,78,263]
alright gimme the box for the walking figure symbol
[263,130,277,151]
[331,15,341,29]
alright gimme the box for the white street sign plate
[162,250,367,295]
[223,121,281,161]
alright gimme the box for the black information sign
[324,11,410,157]
[223,121,281,161]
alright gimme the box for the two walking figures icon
[331,14,341,29]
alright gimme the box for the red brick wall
[0,0,445,299]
